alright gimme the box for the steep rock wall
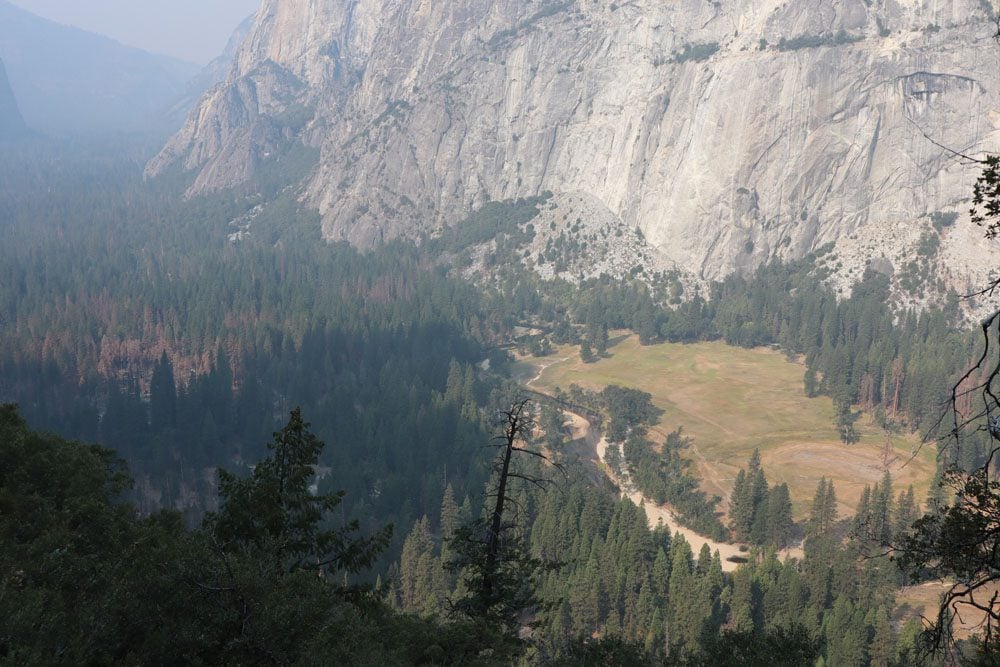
[149,0,1000,279]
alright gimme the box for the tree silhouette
[209,407,390,582]
[895,150,1000,658]
[447,398,563,660]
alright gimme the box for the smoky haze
[5,0,259,64]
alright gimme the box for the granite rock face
[149,0,1000,279]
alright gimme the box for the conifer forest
[3,1,1000,665]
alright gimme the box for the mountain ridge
[0,0,199,136]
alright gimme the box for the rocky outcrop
[150,0,1000,280]
[165,14,258,130]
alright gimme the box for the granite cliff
[149,0,1000,282]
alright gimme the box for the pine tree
[651,546,671,605]
[749,450,769,516]
[872,470,893,545]
[646,607,665,657]
[399,516,439,616]
[894,485,916,538]
[730,469,752,540]
[750,498,770,546]
[824,594,867,666]
[766,483,793,548]
[805,479,838,611]
[868,606,895,667]
[439,484,460,543]
[570,556,602,634]
[540,402,566,449]
[208,408,389,581]
[804,366,819,397]
[447,399,556,661]
[824,480,838,528]
[732,449,771,545]
[853,485,872,540]
[806,477,838,540]
[667,535,713,655]
[150,351,176,431]
[696,543,713,576]
[444,360,464,406]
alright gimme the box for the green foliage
[729,450,794,547]
[930,211,958,232]
[623,429,727,540]
[777,30,863,51]
[553,635,652,666]
[835,398,860,444]
[972,155,1000,238]
[444,399,558,662]
[851,470,896,548]
[0,141,504,569]
[0,398,939,664]
[0,403,481,664]
[683,624,819,666]
[487,2,573,48]
[917,230,941,257]
[0,403,134,662]
[540,401,568,449]
[0,125,984,665]
[209,408,390,580]
[673,42,720,63]
[896,465,1000,652]
[681,260,974,454]
[434,195,548,253]
[601,384,659,442]
[446,517,546,660]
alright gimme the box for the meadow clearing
[517,334,938,520]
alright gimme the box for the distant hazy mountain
[0,56,26,138]
[165,13,256,129]
[0,0,199,137]
[191,13,256,96]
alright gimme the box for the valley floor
[558,408,802,572]
[517,335,937,520]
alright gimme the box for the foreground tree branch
[446,397,564,661]
[896,153,1000,661]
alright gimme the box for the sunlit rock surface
[150,0,1000,282]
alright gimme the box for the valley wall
[149,0,1000,282]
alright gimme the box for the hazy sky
[8,0,260,64]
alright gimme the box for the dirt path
[523,354,572,386]
[591,436,747,571]
[560,405,803,572]
[664,401,741,438]
[525,361,804,570]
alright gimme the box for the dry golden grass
[517,334,937,520]
[895,581,999,641]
